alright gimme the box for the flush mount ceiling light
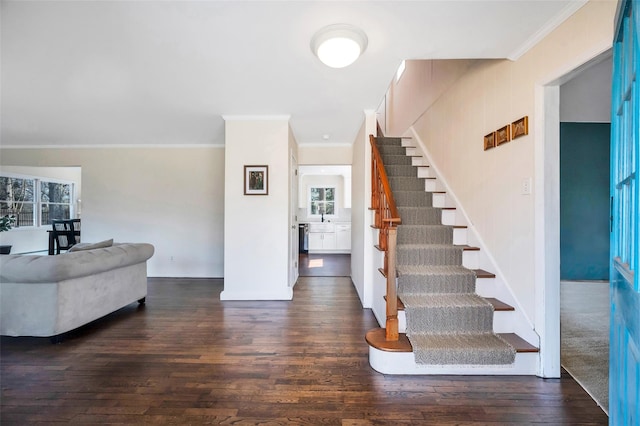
[311,24,368,68]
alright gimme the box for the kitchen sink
[308,223,334,233]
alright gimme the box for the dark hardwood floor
[299,253,351,276]
[1,277,607,424]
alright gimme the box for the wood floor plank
[1,277,607,424]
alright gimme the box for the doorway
[556,53,611,412]
[297,165,352,277]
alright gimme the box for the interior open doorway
[557,55,611,413]
[297,165,352,278]
[537,50,611,413]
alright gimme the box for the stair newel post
[385,223,399,341]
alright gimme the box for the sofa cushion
[0,243,154,283]
[68,238,114,252]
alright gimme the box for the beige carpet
[561,280,609,415]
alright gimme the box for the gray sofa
[0,242,154,338]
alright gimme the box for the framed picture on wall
[496,125,511,146]
[484,132,496,151]
[244,165,268,195]
[511,116,529,139]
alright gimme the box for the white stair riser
[432,192,448,207]
[475,277,496,296]
[405,147,419,156]
[441,209,456,225]
[493,311,515,333]
[453,227,467,245]
[441,209,466,226]
[463,250,478,269]
[417,166,434,178]
[412,157,426,167]
[424,179,441,192]
[369,347,538,375]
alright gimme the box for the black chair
[51,219,78,254]
[70,218,80,243]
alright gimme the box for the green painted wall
[560,122,610,280]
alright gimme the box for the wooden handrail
[370,134,401,341]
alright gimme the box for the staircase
[366,136,539,375]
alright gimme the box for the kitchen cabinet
[335,224,351,250]
[308,232,336,251]
[308,222,350,253]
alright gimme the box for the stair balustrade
[370,134,401,341]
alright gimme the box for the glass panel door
[610,1,640,423]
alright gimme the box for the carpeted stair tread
[388,176,426,191]
[382,155,413,165]
[397,264,475,278]
[378,146,406,156]
[402,294,494,334]
[393,191,434,207]
[397,265,476,294]
[397,244,463,266]
[376,137,403,145]
[397,225,453,244]
[384,164,417,177]
[401,293,492,309]
[398,207,442,225]
[406,333,517,365]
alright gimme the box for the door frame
[535,49,612,378]
[289,150,299,288]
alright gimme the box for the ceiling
[0,0,586,147]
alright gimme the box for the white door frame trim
[534,48,612,378]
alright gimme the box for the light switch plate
[522,177,532,195]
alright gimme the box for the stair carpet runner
[377,137,516,365]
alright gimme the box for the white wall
[560,55,612,123]
[386,59,476,137]
[350,110,378,309]
[0,165,82,253]
[221,116,293,300]
[0,147,225,277]
[298,144,352,164]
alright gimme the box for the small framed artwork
[244,165,268,195]
[511,116,529,139]
[484,132,496,151]
[496,125,511,146]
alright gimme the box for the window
[0,176,35,227]
[396,59,406,82]
[40,181,72,225]
[309,186,335,216]
[0,174,74,228]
